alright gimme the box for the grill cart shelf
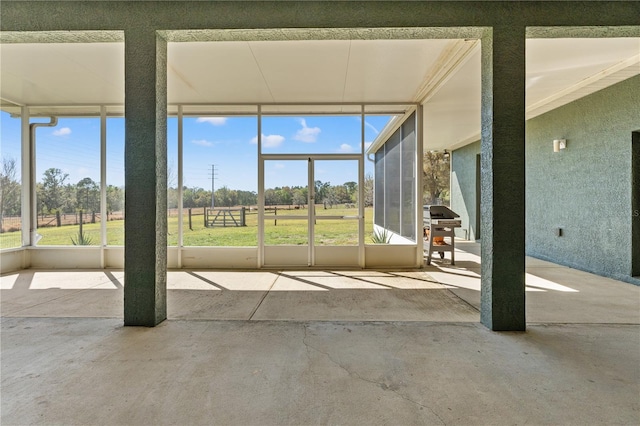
[423,205,461,265]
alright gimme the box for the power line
[209,164,218,208]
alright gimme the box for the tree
[40,168,69,213]
[423,151,450,205]
[277,186,293,206]
[76,177,99,212]
[62,183,77,213]
[167,160,177,189]
[183,187,211,208]
[183,187,196,208]
[264,188,279,206]
[167,187,179,209]
[292,188,307,207]
[215,186,237,207]
[344,181,357,199]
[166,160,179,209]
[236,190,257,206]
[314,180,330,205]
[323,186,339,208]
[332,185,351,204]
[0,157,20,230]
[107,185,124,212]
[363,174,374,207]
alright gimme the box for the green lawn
[0,206,377,248]
[0,220,123,248]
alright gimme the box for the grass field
[0,206,377,248]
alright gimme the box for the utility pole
[209,164,218,208]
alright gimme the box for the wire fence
[1,205,360,249]
[0,216,21,249]
[0,212,126,249]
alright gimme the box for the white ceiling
[169,39,454,105]
[0,42,124,107]
[1,36,638,151]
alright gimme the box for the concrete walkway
[1,243,639,425]
[1,268,479,322]
[428,241,640,324]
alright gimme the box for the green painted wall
[526,75,639,284]
[453,75,640,285]
[451,141,480,241]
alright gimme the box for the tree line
[0,158,20,217]
[0,157,374,221]
[36,168,125,215]
[1,149,447,223]
[168,176,374,209]
[0,160,124,220]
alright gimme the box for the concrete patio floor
[1,241,639,425]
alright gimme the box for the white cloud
[293,118,321,143]
[364,142,373,150]
[365,121,379,135]
[337,143,354,153]
[192,139,213,147]
[274,163,285,169]
[196,117,227,126]
[250,134,285,148]
[53,127,71,136]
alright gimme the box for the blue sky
[0,111,390,191]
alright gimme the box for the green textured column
[123,29,167,326]
[480,26,526,331]
[633,131,640,277]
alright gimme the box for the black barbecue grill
[423,205,461,265]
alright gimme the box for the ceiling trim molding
[366,106,418,155]
[0,97,24,108]
[446,132,481,152]
[414,39,479,104]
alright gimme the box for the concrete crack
[248,272,279,320]
[301,325,446,425]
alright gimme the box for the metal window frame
[14,102,422,269]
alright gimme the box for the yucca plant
[371,228,391,244]
[71,229,94,245]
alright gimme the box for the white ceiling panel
[0,43,123,106]
[247,40,351,103]
[167,41,273,104]
[167,39,454,106]
[423,48,481,151]
[343,39,452,102]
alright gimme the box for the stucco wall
[451,141,480,241]
[526,75,639,284]
[453,75,640,284]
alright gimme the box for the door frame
[258,153,363,268]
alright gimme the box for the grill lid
[423,205,460,219]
